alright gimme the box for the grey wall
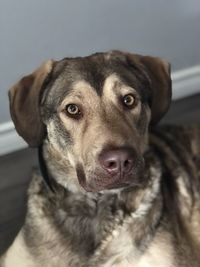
[1,0,200,123]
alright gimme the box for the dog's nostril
[123,159,133,173]
[99,148,135,175]
[108,161,117,169]
[124,159,130,167]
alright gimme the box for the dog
[1,51,200,267]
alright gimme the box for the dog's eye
[122,94,136,108]
[65,104,81,117]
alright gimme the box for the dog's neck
[35,140,163,260]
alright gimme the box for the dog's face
[9,51,171,192]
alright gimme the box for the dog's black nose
[99,148,134,176]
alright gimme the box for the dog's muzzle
[76,147,144,192]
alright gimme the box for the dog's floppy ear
[122,51,171,124]
[9,60,55,147]
[139,56,172,124]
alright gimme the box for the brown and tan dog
[1,51,200,267]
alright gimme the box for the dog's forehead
[71,74,135,100]
[56,55,113,83]
[45,53,150,107]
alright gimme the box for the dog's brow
[62,81,94,99]
[103,74,119,89]
[113,80,121,89]
[67,92,84,100]
[60,80,100,108]
[73,80,94,92]
[103,74,138,100]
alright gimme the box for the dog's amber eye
[65,104,81,117]
[123,94,136,108]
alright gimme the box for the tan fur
[1,232,35,267]
[102,74,142,118]
[136,231,175,267]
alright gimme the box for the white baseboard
[0,121,27,156]
[172,65,200,100]
[0,64,200,156]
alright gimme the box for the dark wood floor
[0,94,200,254]
[0,148,37,254]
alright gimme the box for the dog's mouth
[76,156,145,192]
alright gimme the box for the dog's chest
[93,223,136,266]
[92,224,174,267]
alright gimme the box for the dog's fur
[1,51,200,267]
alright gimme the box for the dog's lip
[81,172,140,192]
[84,179,137,192]
[99,180,132,190]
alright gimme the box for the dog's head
[9,51,171,192]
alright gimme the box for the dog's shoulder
[150,124,200,158]
[149,124,200,186]
[150,125,200,247]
